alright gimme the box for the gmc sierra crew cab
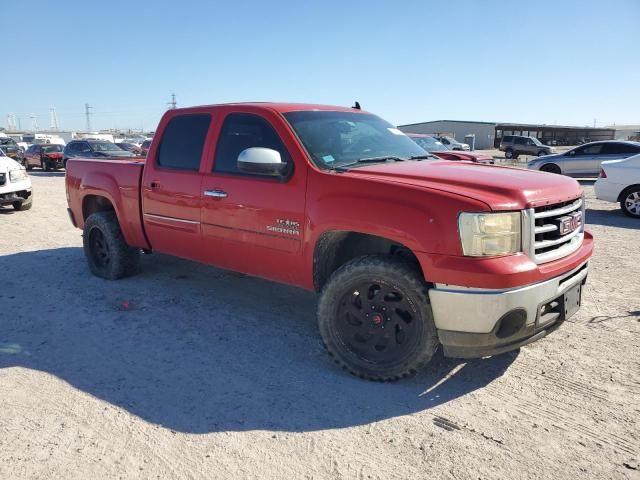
[65,103,593,381]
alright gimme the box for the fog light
[495,309,527,339]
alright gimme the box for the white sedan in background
[594,153,640,218]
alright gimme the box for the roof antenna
[352,101,361,110]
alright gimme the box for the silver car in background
[527,140,640,177]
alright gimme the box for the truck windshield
[283,111,427,169]
[90,142,124,152]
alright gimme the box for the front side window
[283,111,426,169]
[156,114,211,170]
[214,113,290,174]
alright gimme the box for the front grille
[525,197,585,264]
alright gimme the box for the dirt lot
[1,172,639,480]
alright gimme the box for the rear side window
[603,142,640,155]
[156,114,211,170]
[214,113,290,175]
[514,137,526,145]
[502,135,513,142]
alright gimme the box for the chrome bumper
[428,261,589,358]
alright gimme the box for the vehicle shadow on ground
[27,170,65,178]
[586,208,639,230]
[0,247,516,433]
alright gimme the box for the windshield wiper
[331,156,406,172]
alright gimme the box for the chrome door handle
[204,189,228,198]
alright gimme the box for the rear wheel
[83,211,140,279]
[505,148,514,159]
[41,159,50,171]
[621,187,640,218]
[541,163,561,174]
[25,160,33,171]
[318,255,438,381]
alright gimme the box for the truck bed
[65,157,149,249]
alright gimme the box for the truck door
[199,110,307,286]
[141,112,213,260]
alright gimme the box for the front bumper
[429,261,589,358]
[0,187,32,205]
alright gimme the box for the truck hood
[345,160,583,210]
[0,156,24,172]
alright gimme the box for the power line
[168,93,176,109]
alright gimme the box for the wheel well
[541,163,560,171]
[313,231,423,291]
[82,195,115,221]
[618,184,640,202]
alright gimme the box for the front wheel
[621,188,640,218]
[13,199,32,211]
[541,163,561,174]
[537,150,548,157]
[318,255,438,381]
[83,211,140,279]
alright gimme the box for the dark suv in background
[499,135,556,159]
[63,140,132,168]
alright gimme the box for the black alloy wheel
[88,227,112,269]
[318,255,438,381]
[335,280,421,366]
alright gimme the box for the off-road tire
[620,187,640,218]
[541,163,561,174]
[318,255,439,381]
[83,211,140,279]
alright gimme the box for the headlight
[458,212,521,256]
[9,168,28,182]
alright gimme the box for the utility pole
[168,93,176,109]
[49,106,59,131]
[85,103,93,132]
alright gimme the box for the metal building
[398,119,617,150]
[397,120,497,149]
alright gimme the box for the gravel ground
[1,172,638,480]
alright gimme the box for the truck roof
[171,102,368,114]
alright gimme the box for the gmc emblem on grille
[557,211,583,235]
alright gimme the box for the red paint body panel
[65,103,593,293]
[65,158,150,250]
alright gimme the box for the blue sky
[2,0,639,131]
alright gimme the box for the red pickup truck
[66,103,593,381]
